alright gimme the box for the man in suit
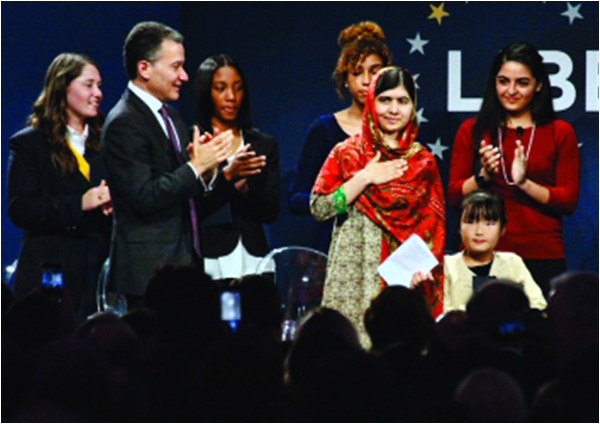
[102,21,232,304]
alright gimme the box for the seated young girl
[412,189,546,312]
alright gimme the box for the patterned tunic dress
[311,193,383,347]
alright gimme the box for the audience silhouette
[2,270,598,422]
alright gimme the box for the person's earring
[344,82,348,88]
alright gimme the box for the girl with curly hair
[289,21,392,253]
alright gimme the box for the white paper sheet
[377,234,438,287]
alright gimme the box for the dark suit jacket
[102,88,209,296]
[7,127,111,315]
[199,128,279,258]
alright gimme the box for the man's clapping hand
[187,126,233,175]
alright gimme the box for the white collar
[66,124,89,139]
[128,81,163,113]
[66,124,88,156]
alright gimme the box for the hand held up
[189,126,233,175]
[361,151,408,185]
[511,139,527,186]
[410,271,434,289]
[479,140,500,176]
[223,144,266,182]
[82,179,112,212]
[343,151,408,206]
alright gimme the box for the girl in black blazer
[7,53,112,321]
[193,54,280,283]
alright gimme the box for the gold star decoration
[428,2,450,25]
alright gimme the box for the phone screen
[41,263,64,302]
[41,263,63,288]
[221,291,241,331]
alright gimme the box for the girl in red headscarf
[311,66,445,346]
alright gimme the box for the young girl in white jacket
[412,189,547,312]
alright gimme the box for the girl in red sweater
[448,42,579,298]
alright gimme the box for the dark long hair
[193,54,252,132]
[29,53,103,176]
[473,42,555,147]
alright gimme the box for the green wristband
[333,186,347,215]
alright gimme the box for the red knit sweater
[448,118,580,259]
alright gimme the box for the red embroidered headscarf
[313,66,445,316]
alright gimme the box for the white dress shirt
[66,124,88,156]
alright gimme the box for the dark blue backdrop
[2,2,598,282]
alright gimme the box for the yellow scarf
[67,141,90,181]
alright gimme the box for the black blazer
[7,127,111,312]
[102,88,211,296]
[199,128,279,258]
